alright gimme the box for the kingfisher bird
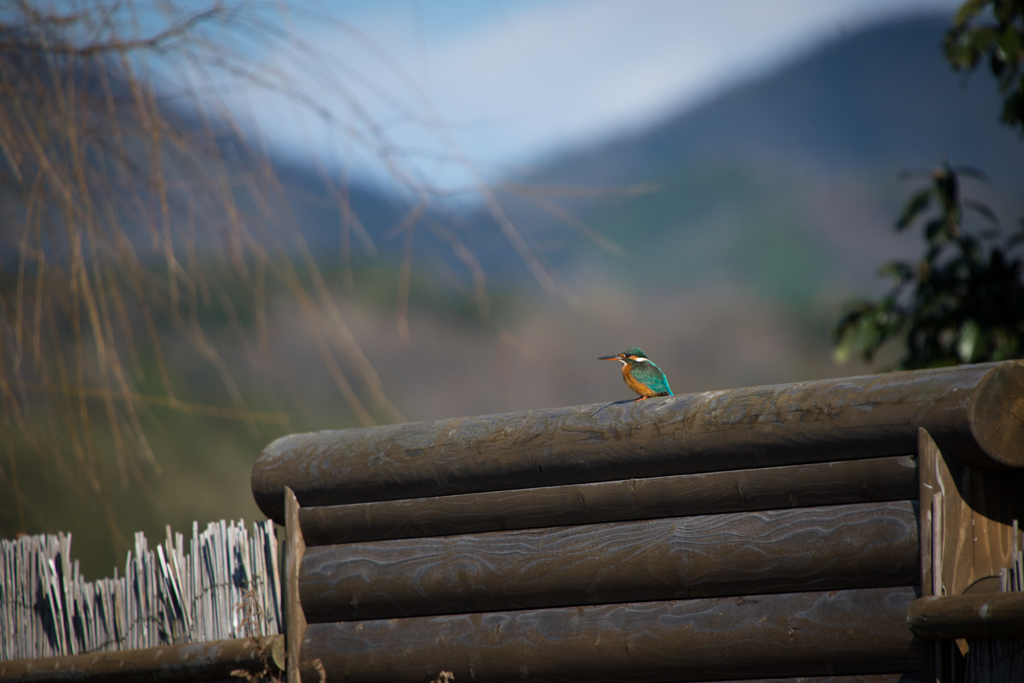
[598,347,673,401]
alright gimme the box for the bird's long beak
[598,355,619,361]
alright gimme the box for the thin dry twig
[0,0,422,539]
[0,0,635,547]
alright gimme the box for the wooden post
[252,366,1024,683]
[916,428,1024,682]
[284,487,307,683]
[918,429,1020,599]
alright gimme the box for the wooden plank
[0,635,283,682]
[918,429,1024,599]
[921,430,965,597]
[253,362,1024,521]
[917,428,1024,683]
[965,462,1024,590]
[285,488,307,683]
[908,594,1024,639]
[299,456,918,545]
[300,501,919,622]
[918,429,934,599]
[302,587,923,683]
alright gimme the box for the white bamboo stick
[1,521,282,662]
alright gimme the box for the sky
[215,0,963,189]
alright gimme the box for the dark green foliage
[834,1,1024,369]
[945,0,1024,130]
[834,162,1024,369]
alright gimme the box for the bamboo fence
[0,519,281,661]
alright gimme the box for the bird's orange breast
[622,363,659,398]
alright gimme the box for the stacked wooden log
[251,361,1024,683]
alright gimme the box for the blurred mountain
[538,15,1023,181]
[254,14,1024,304]
[496,14,1024,302]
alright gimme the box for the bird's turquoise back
[630,359,672,395]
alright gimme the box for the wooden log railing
[15,364,1024,682]
[299,501,919,622]
[251,361,1024,683]
[297,455,918,545]
[252,362,1024,520]
[305,587,921,682]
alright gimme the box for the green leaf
[1002,89,1024,127]
[833,337,856,365]
[896,189,932,230]
[996,24,1023,56]
[878,261,914,281]
[954,0,992,26]
[945,35,979,69]
[957,319,982,362]
[993,331,1021,361]
[968,27,1001,54]
[925,218,947,242]
[833,313,879,364]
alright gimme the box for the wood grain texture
[302,587,922,683]
[918,429,1024,599]
[918,430,934,599]
[969,361,1024,468]
[916,429,1024,683]
[284,488,306,683]
[961,462,1024,593]
[300,502,919,622]
[253,362,1024,521]
[908,594,1024,639]
[0,636,283,683]
[299,456,918,545]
